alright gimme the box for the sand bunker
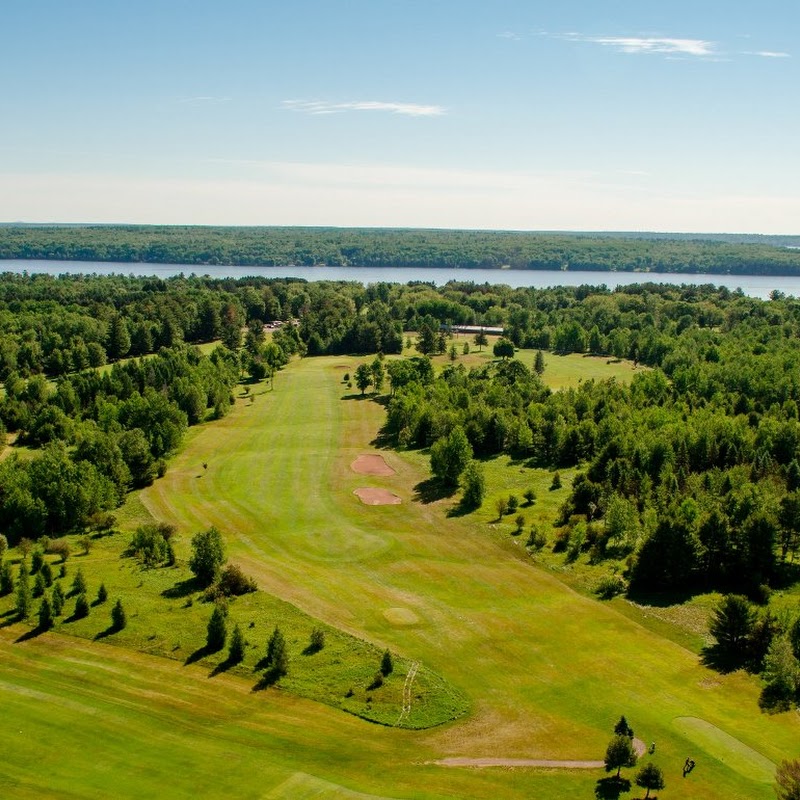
[350,454,396,476]
[354,488,401,506]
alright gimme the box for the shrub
[33,572,46,598]
[307,627,325,653]
[216,564,257,597]
[128,524,171,567]
[507,495,519,514]
[526,526,547,550]
[41,561,53,587]
[47,538,71,563]
[550,471,562,490]
[596,574,627,600]
[523,489,536,506]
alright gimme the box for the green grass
[1,352,799,799]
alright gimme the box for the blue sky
[1,0,798,232]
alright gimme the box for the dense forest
[1,272,800,707]
[3,225,800,275]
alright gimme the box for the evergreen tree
[0,561,14,596]
[71,568,87,597]
[74,593,90,619]
[710,594,755,659]
[38,596,54,631]
[41,561,53,587]
[265,625,288,678]
[614,715,634,739]
[16,563,32,619]
[534,349,546,375]
[228,623,245,664]
[108,315,131,360]
[111,598,127,631]
[96,583,108,604]
[51,581,65,616]
[206,604,228,652]
[33,571,46,598]
[380,649,394,676]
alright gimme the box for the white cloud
[497,31,521,41]
[282,100,445,117]
[566,34,716,57]
[745,50,790,58]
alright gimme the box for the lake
[1,259,797,300]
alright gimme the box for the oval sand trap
[351,454,396,476]
[673,716,775,783]
[383,607,420,626]
[354,488,401,505]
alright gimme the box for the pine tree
[0,561,14,596]
[71,568,87,597]
[51,582,65,616]
[380,649,394,676]
[74,593,90,619]
[265,625,288,678]
[96,583,108,604]
[38,596,54,631]
[206,604,227,652]
[228,624,245,664]
[111,599,127,631]
[16,563,32,619]
[604,734,638,778]
[33,571,46,598]
[534,349,546,375]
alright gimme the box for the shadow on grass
[595,776,631,799]
[413,477,456,504]
[251,668,283,692]
[185,644,218,665]
[94,624,121,641]
[446,502,477,519]
[624,587,698,608]
[162,578,202,599]
[699,643,748,674]
[209,656,242,677]
[15,623,52,642]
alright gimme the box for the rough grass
[1,352,799,799]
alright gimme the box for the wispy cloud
[497,31,521,41]
[744,50,790,58]
[563,34,716,57]
[282,100,445,117]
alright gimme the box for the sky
[1,0,798,233]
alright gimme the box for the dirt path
[395,661,420,726]
[432,738,647,770]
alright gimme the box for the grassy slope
[139,354,798,798]
[1,349,798,799]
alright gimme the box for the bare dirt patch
[351,454,396,476]
[354,488,401,506]
[433,757,604,769]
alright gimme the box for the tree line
[3,225,800,274]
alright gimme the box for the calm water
[1,259,798,300]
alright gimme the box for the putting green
[673,717,776,783]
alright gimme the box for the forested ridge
[3,225,800,275]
